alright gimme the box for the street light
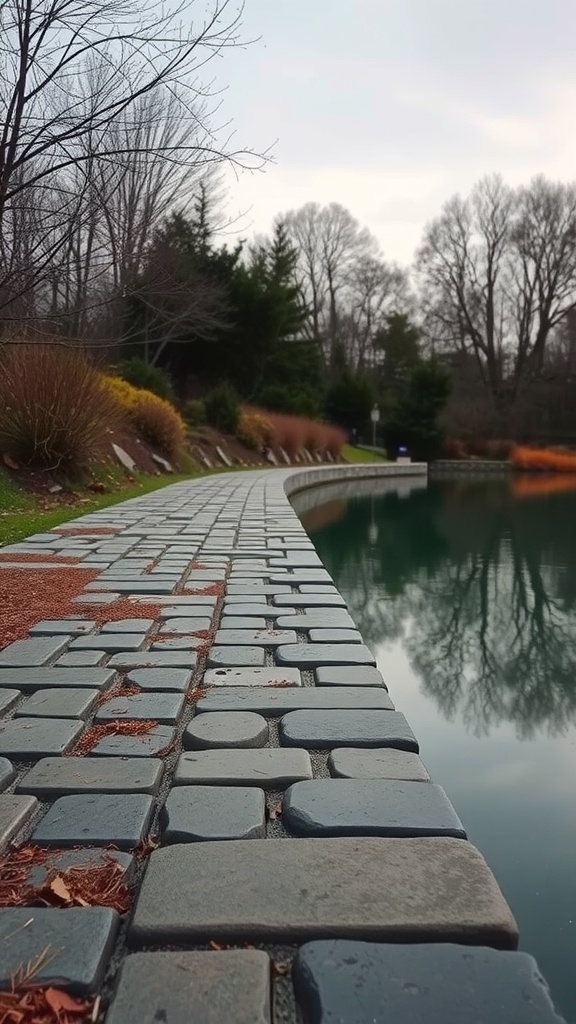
[370,404,380,450]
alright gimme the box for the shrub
[115,357,175,401]
[184,399,206,427]
[204,382,240,434]
[102,375,141,414]
[324,426,347,458]
[264,412,308,458]
[131,392,187,459]
[510,446,576,473]
[441,438,467,460]
[0,343,121,473]
[237,409,275,451]
[101,374,187,458]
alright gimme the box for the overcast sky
[216,0,576,264]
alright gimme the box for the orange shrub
[511,445,576,472]
[263,412,308,458]
[324,425,347,458]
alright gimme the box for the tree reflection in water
[306,477,576,739]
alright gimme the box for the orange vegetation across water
[511,473,576,499]
[511,445,576,472]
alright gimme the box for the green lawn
[0,470,201,546]
[342,444,387,464]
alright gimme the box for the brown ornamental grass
[0,342,121,473]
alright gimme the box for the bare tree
[283,202,377,367]
[340,255,411,372]
[0,0,259,325]
[418,174,576,419]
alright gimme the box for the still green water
[301,475,576,1022]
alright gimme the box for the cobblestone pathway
[0,467,565,1022]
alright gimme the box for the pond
[297,473,576,1023]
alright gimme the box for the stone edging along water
[0,463,566,1023]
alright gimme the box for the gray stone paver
[0,636,71,666]
[174,748,313,787]
[203,667,302,687]
[31,793,154,848]
[0,463,554,1023]
[184,712,268,749]
[0,794,38,849]
[283,779,466,838]
[87,724,175,757]
[0,908,119,994]
[329,747,431,780]
[196,687,394,716]
[279,709,418,750]
[0,688,21,714]
[126,667,193,691]
[0,666,116,690]
[161,786,266,842]
[17,756,163,796]
[94,691,185,724]
[206,646,266,668]
[106,950,271,1024]
[0,757,15,792]
[15,687,99,719]
[0,716,84,758]
[128,838,518,947]
[293,942,566,1024]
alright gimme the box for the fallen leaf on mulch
[0,985,94,1022]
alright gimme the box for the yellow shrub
[132,391,187,458]
[237,410,275,451]
[101,375,141,414]
[101,374,187,458]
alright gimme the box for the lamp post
[370,404,380,451]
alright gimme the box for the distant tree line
[2,5,576,449]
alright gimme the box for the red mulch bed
[0,567,99,649]
[0,553,81,563]
[53,528,117,536]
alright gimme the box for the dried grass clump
[0,343,121,472]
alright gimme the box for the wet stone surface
[293,941,567,1024]
[106,950,271,1024]
[279,709,418,751]
[282,779,466,839]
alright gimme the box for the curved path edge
[0,464,566,1024]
